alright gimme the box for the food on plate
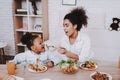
[28,64,47,72]
[80,60,97,70]
[91,71,110,80]
[59,59,78,74]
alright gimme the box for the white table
[0,60,120,80]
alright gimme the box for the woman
[58,7,93,62]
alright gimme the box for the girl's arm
[12,53,26,64]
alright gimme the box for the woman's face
[63,19,77,37]
[32,37,45,54]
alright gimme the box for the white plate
[90,72,112,80]
[79,63,98,71]
[27,64,48,73]
[40,78,51,80]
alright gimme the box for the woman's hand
[58,47,79,60]
[46,61,54,68]
[57,47,67,54]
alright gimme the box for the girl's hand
[57,47,66,54]
[46,61,54,68]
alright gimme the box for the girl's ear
[31,45,36,51]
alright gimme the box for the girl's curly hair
[21,32,38,50]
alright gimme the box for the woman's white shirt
[60,32,93,62]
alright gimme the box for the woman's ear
[74,24,77,29]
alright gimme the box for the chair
[0,40,7,64]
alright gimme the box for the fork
[23,64,26,74]
[46,44,57,49]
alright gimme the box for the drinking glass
[6,61,15,75]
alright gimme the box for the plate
[79,63,98,71]
[27,64,48,73]
[90,71,112,80]
[40,78,51,80]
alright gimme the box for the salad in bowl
[59,59,78,74]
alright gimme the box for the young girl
[12,32,54,67]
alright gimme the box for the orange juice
[7,62,15,75]
[118,57,120,68]
[0,77,2,80]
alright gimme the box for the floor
[0,55,14,64]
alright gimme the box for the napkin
[0,72,24,80]
[12,75,24,80]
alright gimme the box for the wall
[0,0,120,62]
[0,0,15,55]
[48,0,120,62]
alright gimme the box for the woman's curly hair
[64,7,88,31]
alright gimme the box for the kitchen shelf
[13,0,49,53]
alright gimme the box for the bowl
[59,59,78,74]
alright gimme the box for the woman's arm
[58,47,79,60]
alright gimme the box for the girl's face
[32,37,45,54]
[63,19,77,37]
